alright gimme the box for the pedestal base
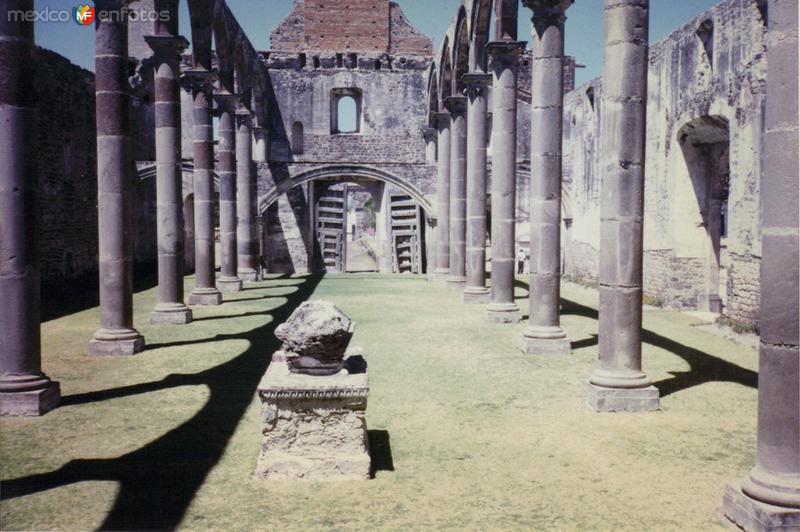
[723,482,800,531]
[519,329,571,355]
[88,334,145,356]
[188,288,223,305]
[582,381,660,412]
[255,357,370,481]
[462,287,490,304]
[238,268,260,282]
[485,302,521,323]
[149,303,193,325]
[0,382,61,416]
[446,276,466,290]
[217,277,243,292]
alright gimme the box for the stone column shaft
[583,0,659,411]
[252,126,267,162]
[214,95,242,292]
[186,71,222,305]
[433,112,451,280]
[520,1,572,354]
[723,0,800,528]
[462,73,492,304]
[485,41,525,323]
[0,0,60,415]
[445,96,467,289]
[146,35,192,325]
[237,111,259,281]
[88,4,145,355]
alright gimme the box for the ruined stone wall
[34,48,157,308]
[560,0,767,327]
[389,2,433,56]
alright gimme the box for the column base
[582,380,660,412]
[485,302,521,323]
[446,276,466,290]
[430,269,449,282]
[724,482,800,531]
[462,286,490,304]
[149,303,193,325]
[237,268,260,282]
[88,329,145,356]
[0,381,61,417]
[189,288,223,305]
[217,277,243,292]
[519,326,571,355]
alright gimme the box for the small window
[331,88,362,134]
[336,53,343,68]
[291,121,304,155]
[313,56,320,69]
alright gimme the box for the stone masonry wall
[560,0,766,327]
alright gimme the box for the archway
[678,115,731,313]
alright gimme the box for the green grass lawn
[1,273,759,530]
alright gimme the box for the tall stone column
[485,41,525,323]
[185,70,222,305]
[214,93,242,292]
[444,96,467,290]
[583,0,659,411]
[0,0,60,415]
[252,125,267,162]
[520,0,572,354]
[145,34,193,325]
[462,73,492,304]
[433,111,451,280]
[89,2,145,355]
[723,0,800,528]
[423,127,437,165]
[236,110,260,282]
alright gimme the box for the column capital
[433,111,451,130]
[144,34,189,59]
[213,91,241,114]
[522,0,573,15]
[181,68,217,93]
[462,72,493,98]
[486,40,527,66]
[422,127,437,143]
[443,95,467,116]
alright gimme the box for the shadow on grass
[367,430,394,478]
[3,274,325,530]
[560,296,757,397]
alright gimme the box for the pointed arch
[452,7,470,95]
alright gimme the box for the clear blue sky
[35,0,721,87]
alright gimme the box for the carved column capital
[461,72,493,99]
[443,95,467,116]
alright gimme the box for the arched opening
[291,121,304,154]
[678,115,731,313]
[331,88,362,134]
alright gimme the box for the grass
[1,273,759,530]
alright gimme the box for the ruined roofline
[258,50,431,72]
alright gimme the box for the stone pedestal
[255,357,370,481]
[485,302,522,324]
[724,483,800,531]
[88,330,146,357]
[0,382,61,417]
[519,327,571,355]
[188,288,223,306]
[217,277,243,292]
[582,381,660,412]
[462,287,490,304]
[149,303,193,325]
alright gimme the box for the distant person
[516,248,526,275]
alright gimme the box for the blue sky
[36,0,721,87]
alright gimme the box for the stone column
[0,0,60,415]
[485,41,525,323]
[145,34,193,325]
[723,0,800,528]
[185,70,222,305]
[252,126,267,162]
[583,0,659,411]
[89,2,145,355]
[214,93,242,292]
[462,73,492,304]
[519,0,572,354]
[236,110,260,282]
[433,111,451,280]
[444,96,467,290]
[423,127,437,165]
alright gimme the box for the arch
[452,7,470,95]
[426,66,439,125]
[187,0,213,70]
[258,165,434,215]
[469,0,492,72]
[494,0,519,41]
[136,162,219,199]
[438,37,452,101]
[212,11,236,92]
[291,121,304,154]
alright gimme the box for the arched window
[331,88,362,134]
[291,121,304,154]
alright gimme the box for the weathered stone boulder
[274,300,354,376]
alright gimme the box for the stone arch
[426,66,439,125]
[136,162,219,199]
[187,0,213,70]
[494,0,519,41]
[258,165,434,215]
[469,0,492,72]
[452,7,470,95]
[212,10,236,91]
[439,37,453,101]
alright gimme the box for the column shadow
[2,274,324,531]
[367,430,394,478]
